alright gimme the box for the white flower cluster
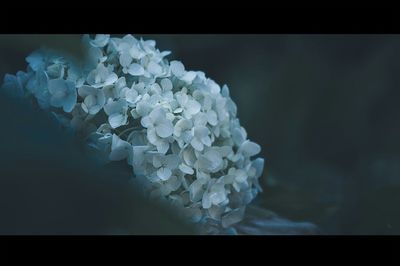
[2,34,264,231]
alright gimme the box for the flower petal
[179,163,194,175]
[160,78,173,91]
[128,63,145,76]
[157,167,172,181]
[147,61,162,76]
[108,113,127,128]
[185,100,201,116]
[189,179,204,202]
[240,140,261,157]
[155,120,174,138]
[170,60,185,77]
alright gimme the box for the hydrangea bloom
[2,34,265,233]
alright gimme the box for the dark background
[1,34,400,234]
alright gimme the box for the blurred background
[1,34,400,234]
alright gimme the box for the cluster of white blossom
[2,34,264,231]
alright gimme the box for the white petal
[235,169,247,182]
[194,112,208,127]
[141,116,152,128]
[165,155,179,169]
[190,138,203,151]
[149,107,165,124]
[173,107,183,114]
[221,84,230,97]
[129,45,144,59]
[135,100,152,116]
[125,89,139,104]
[252,158,264,178]
[201,136,212,147]
[170,60,185,77]
[119,51,132,67]
[185,100,201,116]
[157,141,169,154]
[128,63,145,76]
[88,105,102,115]
[232,127,246,146]
[194,126,209,138]
[104,73,118,86]
[179,163,194,175]
[160,78,173,91]
[157,167,172,181]
[180,71,197,84]
[189,179,204,202]
[183,148,196,167]
[108,113,126,128]
[198,150,223,173]
[155,120,174,138]
[147,61,162,76]
[206,110,218,126]
[202,191,212,209]
[209,190,226,205]
[240,140,261,157]
[147,128,159,145]
[90,34,110,48]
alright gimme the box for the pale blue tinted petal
[140,116,152,128]
[189,179,204,202]
[90,34,110,48]
[160,78,173,91]
[119,51,132,67]
[157,167,172,181]
[190,138,203,151]
[108,113,126,128]
[156,141,169,154]
[155,120,173,138]
[165,155,179,169]
[185,100,201,116]
[179,163,194,175]
[128,63,145,76]
[252,158,264,178]
[170,60,185,77]
[147,61,162,76]
[240,140,261,157]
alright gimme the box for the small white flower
[78,85,105,115]
[174,88,201,119]
[190,126,211,152]
[104,99,128,128]
[152,154,179,181]
[87,63,118,88]
[196,149,223,174]
[141,107,174,139]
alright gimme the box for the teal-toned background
[1,34,400,234]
